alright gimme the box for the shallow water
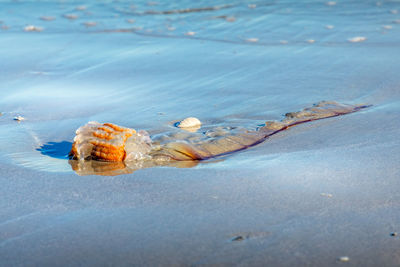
[0,0,400,265]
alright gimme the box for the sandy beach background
[1,0,400,265]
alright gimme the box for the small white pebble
[185,31,196,36]
[280,40,288,44]
[325,25,335,29]
[248,4,257,9]
[126,19,135,24]
[24,25,43,32]
[246,38,259,43]
[393,19,400,24]
[307,39,315,43]
[320,193,333,198]
[326,1,336,6]
[348,36,366,43]
[167,26,176,31]
[390,9,398,14]
[178,117,201,128]
[14,116,25,121]
[382,25,393,29]
[338,256,350,262]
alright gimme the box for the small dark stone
[390,232,397,237]
[232,236,244,242]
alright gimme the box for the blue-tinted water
[1,0,399,171]
[0,0,399,265]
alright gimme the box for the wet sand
[1,0,400,266]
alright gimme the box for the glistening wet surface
[0,0,399,266]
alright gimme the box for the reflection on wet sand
[69,158,198,176]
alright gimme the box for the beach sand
[1,0,400,266]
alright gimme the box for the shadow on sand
[37,141,72,159]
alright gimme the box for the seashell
[325,1,336,6]
[24,25,43,32]
[177,117,201,128]
[348,36,366,43]
[185,31,196,36]
[338,256,350,262]
[14,115,25,121]
[246,38,259,43]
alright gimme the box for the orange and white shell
[69,122,151,162]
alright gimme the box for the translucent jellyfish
[69,101,369,175]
